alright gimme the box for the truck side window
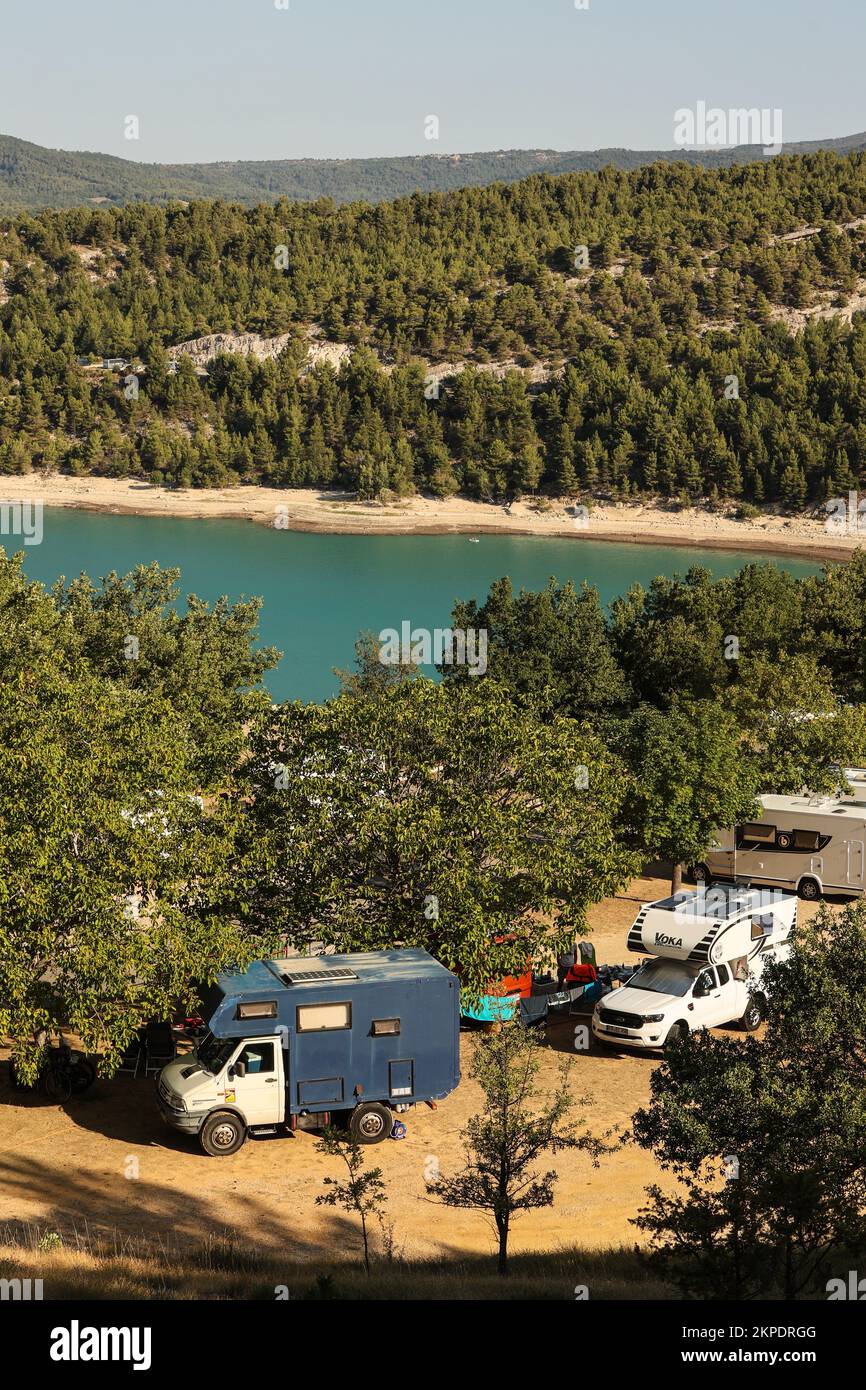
[237,1042,275,1075]
[716,964,730,985]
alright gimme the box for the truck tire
[200,1111,246,1157]
[798,877,820,901]
[739,998,763,1031]
[663,1022,688,1050]
[348,1102,392,1144]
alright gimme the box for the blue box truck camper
[157,948,461,1155]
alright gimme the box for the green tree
[428,1023,608,1274]
[316,1129,389,1274]
[632,901,866,1299]
[621,698,760,892]
[0,656,256,1079]
[241,679,639,990]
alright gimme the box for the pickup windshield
[628,959,700,998]
[196,1032,238,1075]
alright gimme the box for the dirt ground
[0,876,823,1265]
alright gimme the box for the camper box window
[792,829,823,851]
[296,1002,352,1033]
[751,914,774,940]
[371,1018,400,1036]
[237,1000,278,1020]
[737,822,776,847]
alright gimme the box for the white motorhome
[591,883,796,1050]
[700,771,866,900]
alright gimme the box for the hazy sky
[2,0,864,163]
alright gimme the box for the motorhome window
[737,822,776,846]
[372,1018,401,1036]
[296,1002,352,1032]
[629,959,699,998]
[236,1042,275,1074]
[236,1000,277,1020]
[792,829,822,851]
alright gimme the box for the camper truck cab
[591,884,796,1051]
[157,949,461,1155]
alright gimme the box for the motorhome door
[848,839,864,888]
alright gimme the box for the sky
[2,0,864,163]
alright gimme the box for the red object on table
[565,962,598,985]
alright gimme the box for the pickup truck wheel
[348,1102,391,1144]
[663,1022,688,1049]
[740,999,763,1031]
[200,1111,246,1157]
[798,877,820,901]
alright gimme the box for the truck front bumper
[156,1087,204,1135]
[591,1019,664,1050]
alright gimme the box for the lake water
[15,508,822,702]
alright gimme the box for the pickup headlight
[644,1013,665,1023]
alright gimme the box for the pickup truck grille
[598,1006,644,1029]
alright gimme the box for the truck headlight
[644,1013,664,1023]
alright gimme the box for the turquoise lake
[15,508,822,702]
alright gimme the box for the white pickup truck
[591,883,796,1050]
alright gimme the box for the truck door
[710,963,743,1026]
[848,839,864,889]
[225,1039,283,1126]
[693,966,736,1028]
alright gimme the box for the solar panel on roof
[280,964,358,985]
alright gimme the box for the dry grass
[0,1221,672,1301]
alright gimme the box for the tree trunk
[497,1217,509,1276]
[671,862,683,895]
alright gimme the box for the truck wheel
[663,1022,687,1050]
[739,998,763,1031]
[200,1111,246,1157]
[798,877,820,901]
[348,1102,392,1144]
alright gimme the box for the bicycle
[9,1039,96,1102]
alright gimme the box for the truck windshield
[629,959,699,997]
[196,1033,238,1075]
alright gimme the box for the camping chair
[117,1028,146,1079]
[143,1021,177,1076]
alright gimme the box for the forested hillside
[4,150,866,503]
[4,129,866,211]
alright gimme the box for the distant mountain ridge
[3,129,866,211]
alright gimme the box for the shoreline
[1,474,859,564]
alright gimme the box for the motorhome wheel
[798,877,820,901]
[691,863,711,887]
[200,1111,246,1157]
[348,1102,392,1144]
